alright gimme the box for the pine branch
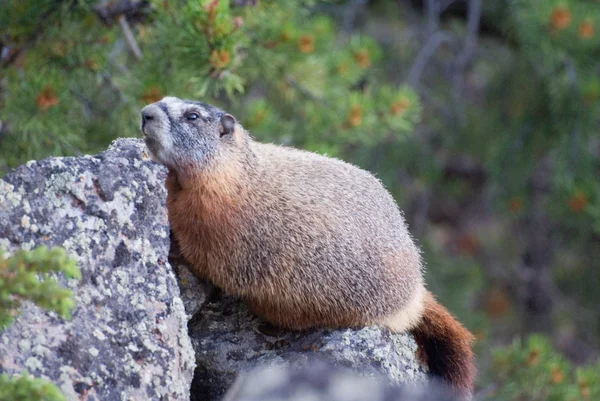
[425,0,441,36]
[407,31,456,87]
[118,15,143,60]
[93,0,150,25]
[339,0,369,39]
[452,0,481,99]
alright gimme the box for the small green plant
[0,246,81,401]
[0,246,81,329]
[486,334,600,401]
[0,374,66,401]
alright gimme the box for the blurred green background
[1,0,599,399]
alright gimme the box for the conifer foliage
[0,0,422,172]
[487,335,600,401]
[0,247,80,401]
[503,1,600,229]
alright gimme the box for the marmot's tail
[410,290,476,398]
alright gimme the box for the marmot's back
[232,142,423,328]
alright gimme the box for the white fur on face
[141,103,174,164]
[161,96,210,119]
[142,97,214,167]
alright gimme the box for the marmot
[140,97,475,396]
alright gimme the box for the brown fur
[141,97,476,396]
[411,291,476,397]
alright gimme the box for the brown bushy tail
[410,290,476,399]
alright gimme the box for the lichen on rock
[0,138,195,401]
[185,291,427,401]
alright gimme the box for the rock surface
[187,293,426,401]
[1,138,429,401]
[0,139,195,401]
[223,360,455,401]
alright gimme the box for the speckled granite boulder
[0,138,195,401]
[223,360,455,401]
[187,293,427,401]
[171,258,215,318]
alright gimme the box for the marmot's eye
[186,113,199,121]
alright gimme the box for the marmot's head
[140,97,240,171]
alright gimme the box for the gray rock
[171,258,215,318]
[187,293,427,401]
[0,138,195,401]
[222,360,456,401]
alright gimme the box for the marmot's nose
[141,107,156,123]
[141,104,162,134]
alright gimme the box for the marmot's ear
[219,114,236,137]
